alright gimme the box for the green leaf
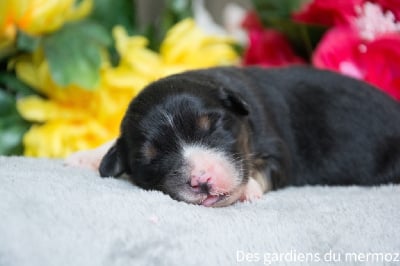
[43,20,112,90]
[88,0,137,66]
[16,31,41,52]
[90,0,136,34]
[0,89,14,116]
[0,90,31,155]
[147,0,192,51]
[0,73,36,97]
[252,0,306,20]
[162,0,192,31]
[0,123,30,155]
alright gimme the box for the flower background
[0,0,399,158]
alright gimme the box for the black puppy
[67,66,400,207]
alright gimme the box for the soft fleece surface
[1,156,399,266]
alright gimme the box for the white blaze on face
[182,144,242,195]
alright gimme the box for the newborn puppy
[69,66,400,207]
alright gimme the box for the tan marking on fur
[197,115,211,131]
[250,169,272,193]
[236,122,251,161]
[143,144,157,161]
[236,122,272,193]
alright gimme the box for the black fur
[100,66,400,196]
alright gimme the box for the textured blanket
[1,156,399,266]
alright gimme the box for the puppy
[67,66,400,207]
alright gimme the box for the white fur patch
[182,144,242,191]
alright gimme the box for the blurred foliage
[143,0,193,51]
[0,74,34,155]
[252,0,327,59]
[89,0,136,34]
[89,0,137,65]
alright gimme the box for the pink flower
[354,2,400,41]
[372,0,400,20]
[313,27,363,78]
[293,0,363,26]
[357,34,400,99]
[241,12,304,67]
[313,3,400,99]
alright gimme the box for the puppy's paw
[64,140,115,172]
[64,150,102,171]
[240,177,263,202]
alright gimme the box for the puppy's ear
[218,87,249,116]
[99,142,125,177]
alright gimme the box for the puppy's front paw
[64,150,102,171]
[64,140,115,172]
[240,177,263,202]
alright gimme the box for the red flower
[241,11,264,32]
[313,27,400,100]
[243,30,304,67]
[241,12,304,67]
[293,0,363,26]
[313,27,363,78]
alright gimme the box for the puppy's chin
[173,184,246,207]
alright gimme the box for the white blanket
[1,156,399,266]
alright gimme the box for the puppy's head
[99,74,252,207]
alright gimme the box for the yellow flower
[16,18,239,158]
[16,51,144,157]
[160,19,238,69]
[0,0,92,54]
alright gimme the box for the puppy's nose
[190,171,213,194]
